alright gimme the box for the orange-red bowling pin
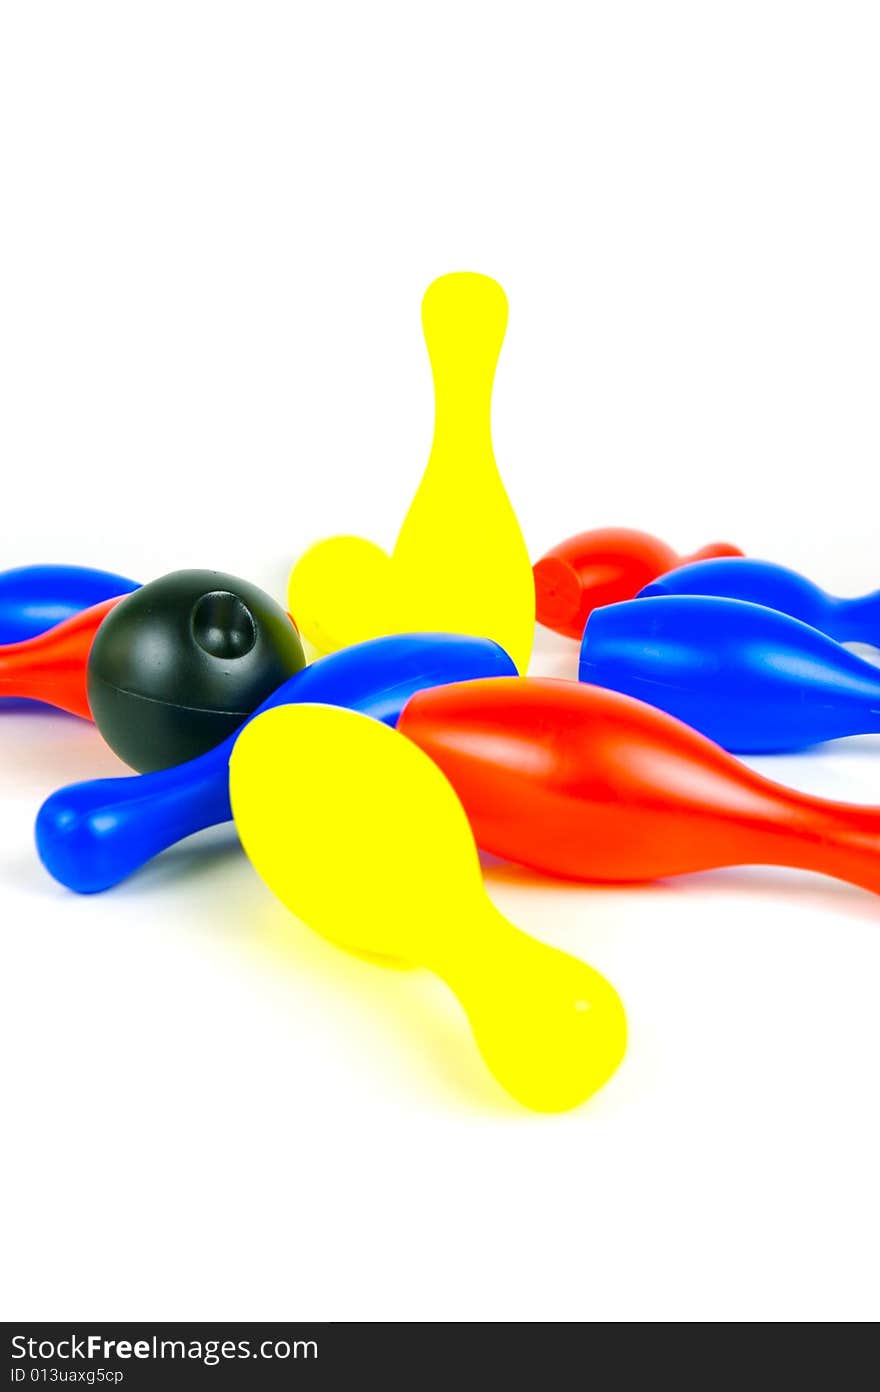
[398,676,880,896]
[0,597,119,718]
[534,527,742,639]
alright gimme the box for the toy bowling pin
[0,564,139,644]
[579,595,880,752]
[398,676,880,897]
[229,702,627,1112]
[0,598,120,717]
[533,527,742,639]
[641,555,880,648]
[37,634,516,893]
[288,273,535,672]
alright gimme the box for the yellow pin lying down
[288,272,536,673]
[229,703,626,1113]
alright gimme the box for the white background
[2,1,879,1322]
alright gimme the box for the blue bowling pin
[0,565,139,644]
[640,556,880,647]
[37,633,516,893]
[579,594,880,753]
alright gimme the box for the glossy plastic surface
[288,273,535,672]
[0,565,139,644]
[641,555,880,647]
[88,570,306,771]
[0,597,119,718]
[229,702,626,1112]
[36,633,516,894]
[579,594,880,752]
[533,527,743,639]
[398,676,880,895]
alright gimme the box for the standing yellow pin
[288,273,535,673]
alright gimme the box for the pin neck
[429,411,495,461]
[424,897,513,985]
[835,591,880,647]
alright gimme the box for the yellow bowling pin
[229,703,626,1113]
[288,273,535,672]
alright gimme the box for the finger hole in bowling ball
[191,592,257,660]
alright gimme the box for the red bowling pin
[398,677,880,897]
[0,597,119,718]
[533,527,742,639]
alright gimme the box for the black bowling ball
[88,569,306,771]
